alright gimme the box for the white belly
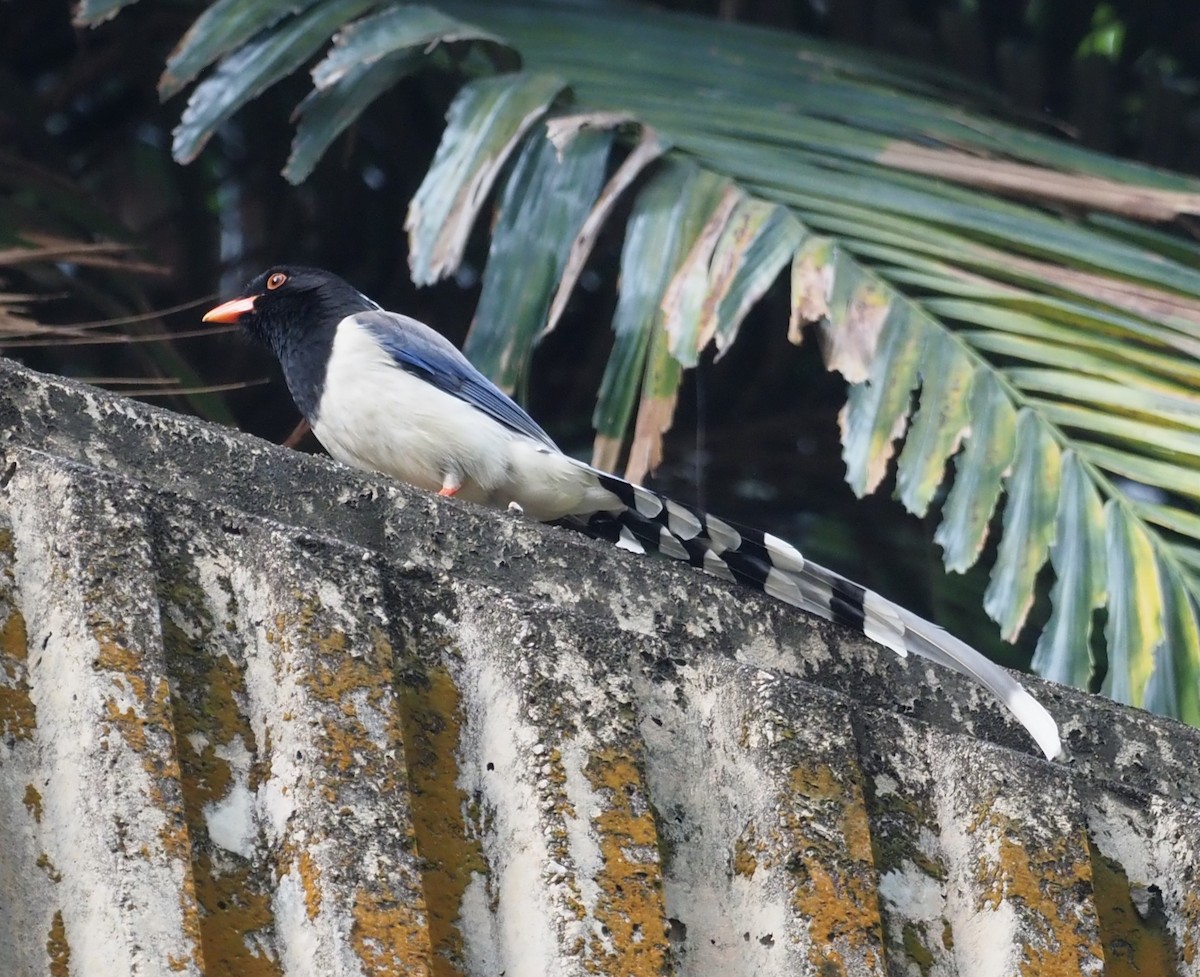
[310,320,620,521]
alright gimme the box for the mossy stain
[971,804,1102,977]
[351,889,432,977]
[46,910,69,977]
[396,665,484,977]
[784,762,884,975]
[0,607,35,740]
[1089,846,1180,977]
[23,783,42,822]
[583,747,670,976]
[159,587,273,977]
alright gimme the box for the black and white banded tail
[572,468,1063,761]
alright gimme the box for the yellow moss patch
[95,622,187,815]
[103,699,148,752]
[536,745,587,933]
[46,910,70,977]
[971,804,1102,977]
[1089,845,1180,977]
[0,608,35,741]
[166,620,254,812]
[172,857,205,977]
[37,852,62,883]
[784,762,884,975]
[290,608,429,977]
[396,665,485,977]
[298,848,322,922]
[583,747,669,977]
[159,813,192,863]
[93,631,147,700]
[23,783,42,822]
[296,621,407,788]
[192,858,281,977]
[352,888,433,977]
[1181,889,1199,966]
[1,605,27,660]
[733,825,762,879]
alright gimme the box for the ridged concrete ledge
[0,357,1196,977]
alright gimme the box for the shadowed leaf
[464,126,612,392]
[662,184,742,369]
[312,3,505,88]
[161,0,321,100]
[73,0,141,27]
[172,0,381,164]
[286,50,422,184]
[1146,563,1200,724]
[626,166,729,483]
[406,71,565,286]
[710,201,804,356]
[591,161,727,474]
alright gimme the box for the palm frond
[97,0,1200,722]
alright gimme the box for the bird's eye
[267,272,288,290]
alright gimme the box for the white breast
[311,319,621,521]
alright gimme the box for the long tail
[569,468,1063,761]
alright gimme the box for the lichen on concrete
[0,524,35,743]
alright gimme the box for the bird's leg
[438,471,462,498]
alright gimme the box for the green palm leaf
[90,0,1200,724]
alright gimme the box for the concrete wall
[0,357,1195,976]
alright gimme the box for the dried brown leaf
[880,142,1200,221]
[787,236,833,344]
[820,280,892,384]
[626,393,678,485]
[0,235,166,275]
[591,433,624,473]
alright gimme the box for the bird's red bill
[202,295,257,323]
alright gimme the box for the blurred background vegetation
[3,0,1200,700]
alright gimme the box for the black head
[203,265,377,357]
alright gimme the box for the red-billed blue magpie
[204,265,1063,760]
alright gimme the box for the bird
[204,264,1063,760]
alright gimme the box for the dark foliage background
[3,0,1199,670]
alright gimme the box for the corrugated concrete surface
[0,356,1196,977]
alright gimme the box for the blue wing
[351,310,559,451]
